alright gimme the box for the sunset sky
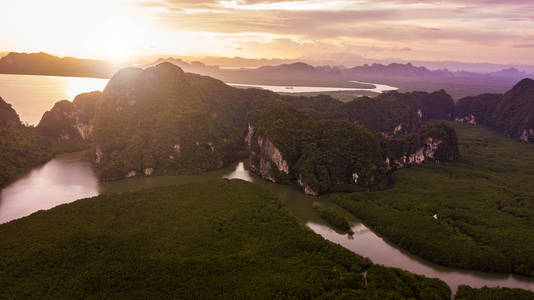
[2,0,534,64]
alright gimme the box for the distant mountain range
[149,58,534,98]
[0,52,117,78]
[1,52,533,99]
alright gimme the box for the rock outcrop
[454,79,534,142]
[37,91,101,141]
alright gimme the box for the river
[1,152,533,296]
[227,81,398,94]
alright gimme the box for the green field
[0,179,450,299]
[332,122,534,277]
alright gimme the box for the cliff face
[37,91,101,141]
[455,78,534,142]
[0,97,53,186]
[455,94,501,126]
[246,103,459,196]
[383,123,459,171]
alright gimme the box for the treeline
[0,97,53,186]
[456,285,534,299]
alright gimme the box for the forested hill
[246,102,459,195]
[0,97,52,186]
[455,78,534,142]
[92,62,281,180]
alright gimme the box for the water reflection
[227,80,398,94]
[0,152,99,223]
[0,74,108,125]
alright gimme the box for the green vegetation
[247,103,388,194]
[317,207,354,234]
[456,285,534,300]
[455,78,534,141]
[248,103,459,195]
[92,63,280,180]
[0,179,450,299]
[332,122,534,277]
[284,89,455,136]
[0,97,52,186]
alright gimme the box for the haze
[2,0,534,64]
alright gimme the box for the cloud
[513,44,534,48]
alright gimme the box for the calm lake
[1,152,533,297]
[0,74,533,297]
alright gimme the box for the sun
[101,36,134,63]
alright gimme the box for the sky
[1,0,534,64]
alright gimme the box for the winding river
[1,152,533,296]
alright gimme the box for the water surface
[227,81,398,94]
[1,154,533,296]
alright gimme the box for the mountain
[148,59,372,89]
[153,58,532,99]
[0,97,52,186]
[91,62,281,180]
[0,52,117,78]
[455,78,534,142]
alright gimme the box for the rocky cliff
[38,91,101,141]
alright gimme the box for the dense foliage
[332,122,534,277]
[247,103,459,195]
[455,93,501,125]
[92,63,280,179]
[284,90,455,136]
[383,122,460,164]
[455,78,534,141]
[0,179,450,299]
[247,103,388,194]
[317,207,353,234]
[456,285,534,300]
[0,97,52,186]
